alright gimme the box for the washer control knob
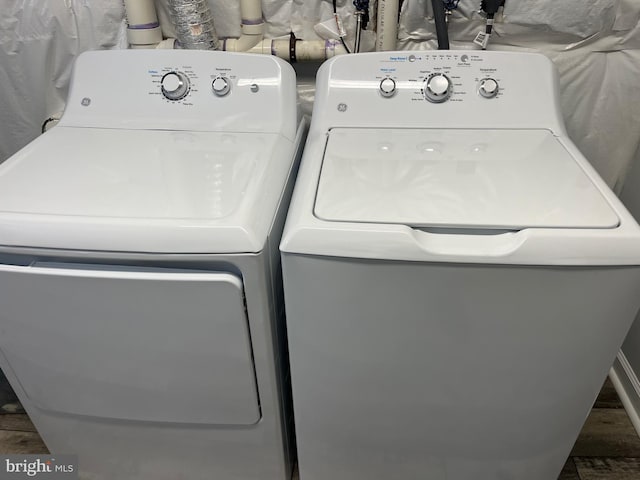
[479,78,499,99]
[212,76,231,97]
[424,73,452,103]
[161,71,190,101]
[379,77,397,98]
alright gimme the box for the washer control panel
[370,52,508,104]
[60,49,298,139]
[478,77,499,99]
[379,77,396,98]
[424,73,452,103]
[319,50,564,131]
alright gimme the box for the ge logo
[81,97,91,106]
[337,103,348,112]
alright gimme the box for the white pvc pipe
[124,0,162,48]
[224,0,264,51]
[224,0,348,60]
[156,38,177,49]
[246,39,347,61]
[376,0,399,51]
[240,0,263,24]
[124,0,157,25]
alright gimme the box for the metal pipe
[354,12,363,53]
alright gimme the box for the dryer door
[0,263,261,425]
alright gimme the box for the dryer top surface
[0,126,297,253]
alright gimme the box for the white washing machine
[0,49,305,480]
[281,51,640,480]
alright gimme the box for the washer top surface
[0,126,296,253]
[315,128,618,230]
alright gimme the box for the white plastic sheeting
[0,1,127,163]
[397,0,640,191]
[1,0,640,191]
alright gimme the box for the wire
[340,31,352,54]
[333,0,351,53]
[41,117,58,134]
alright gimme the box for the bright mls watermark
[0,456,77,479]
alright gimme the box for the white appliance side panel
[0,263,261,425]
[283,254,640,480]
[315,128,618,230]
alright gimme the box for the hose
[333,0,351,53]
[431,0,450,50]
[167,0,219,50]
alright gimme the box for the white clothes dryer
[0,49,305,480]
[281,51,640,480]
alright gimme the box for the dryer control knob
[161,71,190,101]
[424,73,452,103]
[479,78,499,99]
[379,77,397,98]
[212,76,231,97]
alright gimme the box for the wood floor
[1,378,639,479]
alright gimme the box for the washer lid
[0,127,295,253]
[314,129,619,230]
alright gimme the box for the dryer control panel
[59,50,298,140]
[313,51,565,133]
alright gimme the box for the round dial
[212,76,231,97]
[161,71,190,101]
[379,77,396,98]
[424,73,452,103]
[479,78,499,99]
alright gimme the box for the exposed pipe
[376,0,399,51]
[222,0,346,61]
[431,0,450,49]
[124,0,162,49]
[354,12,364,53]
[332,0,351,54]
[223,0,265,52]
[167,0,219,50]
[156,38,177,49]
[353,0,370,53]
[247,38,348,61]
[240,0,263,25]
